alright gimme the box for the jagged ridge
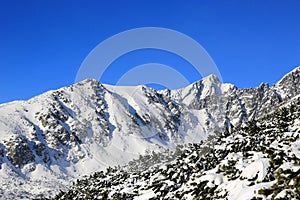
[0,66,299,199]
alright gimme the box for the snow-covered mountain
[49,93,300,200]
[0,66,299,199]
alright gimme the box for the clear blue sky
[1,0,300,104]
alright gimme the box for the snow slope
[0,66,299,199]
[51,94,300,200]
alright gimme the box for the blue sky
[1,0,300,104]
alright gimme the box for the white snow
[240,158,270,182]
[0,68,299,199]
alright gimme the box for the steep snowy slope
[0,66,299,199]
[47,93,300,200]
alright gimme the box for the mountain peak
[273,66,300,99]
[0,66,300,199]
[276,66,300,85]
[201,74,221,84]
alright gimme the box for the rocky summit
[0,66,299,199]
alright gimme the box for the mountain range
[0,66,299,199]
